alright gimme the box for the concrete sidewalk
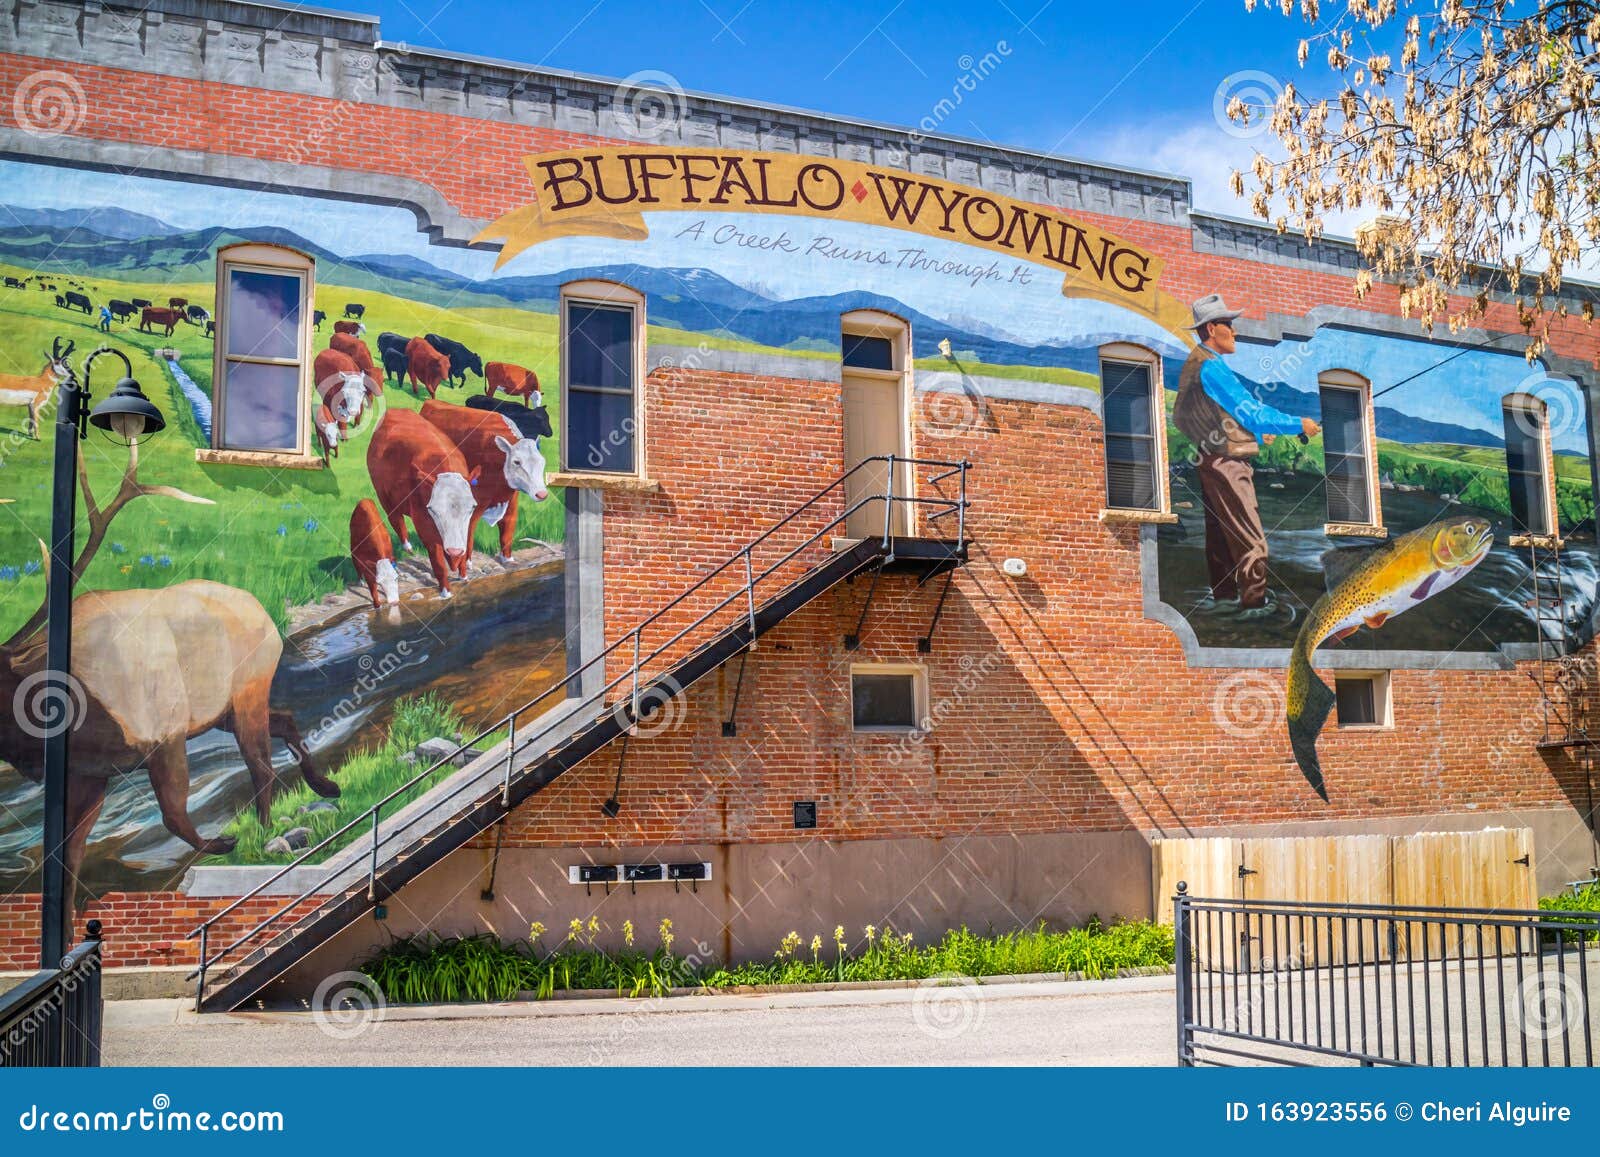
[104,974,1178,1066]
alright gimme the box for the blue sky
[351,0,1322,222]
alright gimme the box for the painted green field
[0,263,572,638]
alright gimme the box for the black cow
[313,309,326,330]
[424,333,483,385]
[108,300,136,322]
[465,394,554,441]
[64,291,91,314]
[379,344,409,386]
[186,304,210,324]
[343,303,365,319]
[53,294,65,308]
[131,297,152,309]
[204,319,215,338]
[3,277,21,289]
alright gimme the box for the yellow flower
[658,917,675,953]
[778,931,801,958]
[622,919,635,947]
[810,934,822,954]
[833,924,845,946]
[587,914,600,936]
[567,918,582,942]
[529,921,546,942]
[864,925,876,943]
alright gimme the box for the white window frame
[1333,670,1393,730]
[1097,342,1173,522]
[1318,368,1384,537]
[849,662,929,734]
[558,279,647,483]
[1502,392,1560,543]
[203,242,319,467]
[840,309,915,534]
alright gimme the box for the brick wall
[0,48,1594,969]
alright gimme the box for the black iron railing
[187,455,969,1007]
[0,920,104,1067]
[1175,885,1598,1067]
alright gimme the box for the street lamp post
[40,346,165,964]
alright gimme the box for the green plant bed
[360,917,1176,1005]
[1539,882,1600,942]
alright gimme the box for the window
[561,280,644,477]
[212,244,314,457]
[1099,344,1166,514]
[1318,370,1379,530]
[850,665,926,732]
[841,310,912,539]
[1334,672,1391,728]
[1502,394,1555,538]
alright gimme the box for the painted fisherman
[1172,294,1320,618]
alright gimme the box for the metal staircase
[186,455,969,1011]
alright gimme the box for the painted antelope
[0,337,72,440]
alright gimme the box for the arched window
[560,279,646,478]
[207,242,317,464]
[1098,342,1168,516]
[840,309,912,538]
[1502,392,1556,539]
[1318,368,1382,533]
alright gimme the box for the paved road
[104,976,1177,1066]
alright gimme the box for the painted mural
[0,148,1593,891]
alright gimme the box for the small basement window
[1334,672,1391,728]
[850,665,926,732]
[211,243,314,458]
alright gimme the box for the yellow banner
[475,148,1189,337]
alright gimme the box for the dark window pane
[1501,402,1552,534]
[843,333,895,371]
[1102,361,1154,437]
[1319,385,1370,523]
[1335,677,1378,726]
[567,303,635,391]
[1101,360,1159,510]
[227,269,302,361]
[220,361,299,451]
[852,673,918,729]
[566,388,635,474]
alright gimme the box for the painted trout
[1286,516,1495,797]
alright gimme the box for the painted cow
[130,297,152,309]
[421,399,550,567]
[313,402,340,460]
[313,347,370,428]
[328,332,383,396]
[139,307,182,335]
[404,336,451,400]
[333,319,366,336]
[350,498,400,609]
[423,333,483,386]
[107,300,136,322]
[465,394,554,440]
[343,303,365,319]
[484,361,541,403]
[366,409,479,596]
[185,304,210,324]
[313,309,326,330]
[168,296,188,309]
[64,291,91,314]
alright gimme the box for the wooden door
[843,373,907,539]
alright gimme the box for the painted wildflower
[303,518,318,533]
[0,566,18,582]
[275,525,287,537]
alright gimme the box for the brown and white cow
[350,498,400,609]
[333,319,366,337]
[313,348,370,429]
[404,336,451,400]
[484,361,541,403]
[366,409,479,596]
[420,399,549,568]
[328,332,383,397]
[313,402,340,460]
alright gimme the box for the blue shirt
[1199,352,1302,436]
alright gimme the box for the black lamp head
[89,375,166,445]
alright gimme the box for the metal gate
[1174,885,1598,1066]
